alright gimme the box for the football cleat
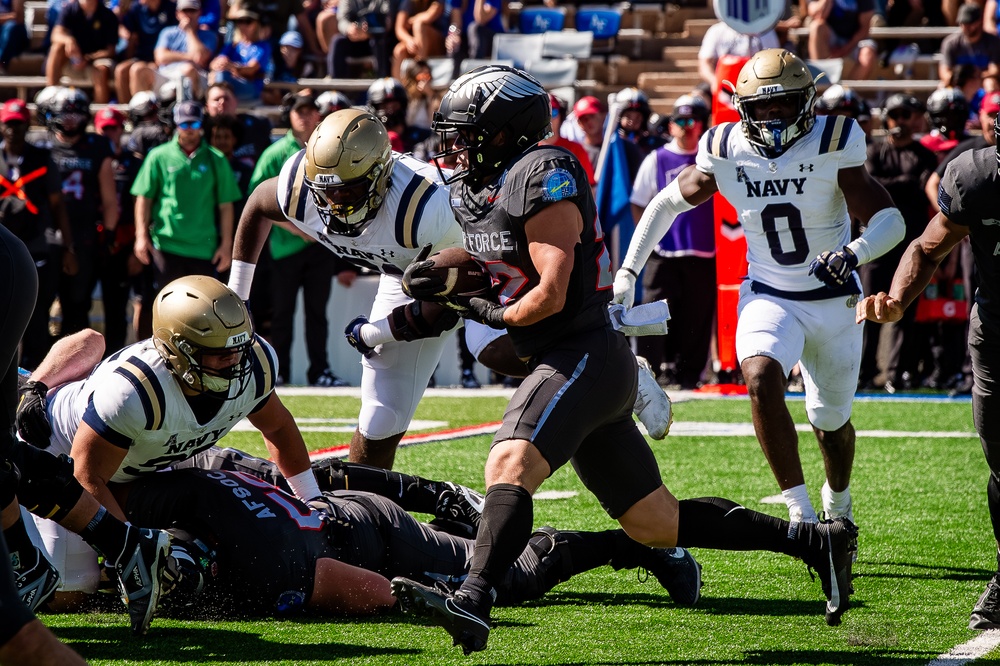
[433,482,484,539]
[642,547,702,607]
[15,548,61,612]
[634,356,673,439]
[391,577,491,655]
[113,527,172,636]
[970,574,1000,630]
[802,517,858,626]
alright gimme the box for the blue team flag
[595,130,636,273]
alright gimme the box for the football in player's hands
[808,246,858,288]
[402,245,492,302]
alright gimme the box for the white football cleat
[634,356,672,439]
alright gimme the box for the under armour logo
[799,163,814,172]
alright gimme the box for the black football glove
[401,244,447,301]
[459,297,508,330]
[808,246,859,288]
[16,380,51,448]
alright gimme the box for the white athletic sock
[782,484,818,524]
[821,481,853,522]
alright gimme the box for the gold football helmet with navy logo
[732,49,817,157]
[303,108,394,236]
[152,276,255,398]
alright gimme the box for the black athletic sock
[2,516,37,573]
[561,529,650,573]
[676,496,808,558]
[332,461,441,514]
[464,484,533,605]
[78,506,131,562]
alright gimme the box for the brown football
[426,247,492,299]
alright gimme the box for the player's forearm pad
[621,178,695,275]
[847,207,905,266]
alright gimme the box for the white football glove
[612,268,638,309]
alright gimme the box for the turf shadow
[53,625,419,662]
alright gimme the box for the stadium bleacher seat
[491,33,545,69]
[519,7,567,33]
[541,30,594,60]
[574,5,623,58]
[524,58,579,88]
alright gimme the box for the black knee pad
[498,526,574,605]
[13,443,84,523]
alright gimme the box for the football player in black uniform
[42,87,118,337]
[396,65,859,653]
[857,112,1000,631]
[122,461,700,617]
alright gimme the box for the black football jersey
[451,145,614,358]
[939,146,1000,326]
[49,132,112,237]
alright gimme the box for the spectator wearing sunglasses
[131,100,243,292]
[627,93,716,390]
[209,7,272,102]
[857,93,937,393]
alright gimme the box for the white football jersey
[275,151,464,275]
[47,337,278,483]
[696,115,866,292]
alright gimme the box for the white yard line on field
[927,630,1000,665]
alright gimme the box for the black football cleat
[15,548,61,612]
[113,527,172,636]
[804,517,858,626]
[391,577,490,655]
[433,482,484,538]
[970,574,1000,630]
[643,546,702,607]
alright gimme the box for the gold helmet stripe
[284,150,309,222]
[819,115,851,155]
[250,335,276,400]
[113,359,165,430]
[394,175,435,249]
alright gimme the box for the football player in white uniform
[612,50,905,532]
[229,108,465,470]
[23,276,325,611]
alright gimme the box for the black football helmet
[615,87,652,125]
[47,87,91,136]
[431,65,551,185]
[926,87,969,136]
[815,84,868,119]
[367,77,408,127]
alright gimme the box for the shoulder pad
[818,116,854,154]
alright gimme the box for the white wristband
[362,318,394,346]
[285,469,322,501]
[228,260,257,300]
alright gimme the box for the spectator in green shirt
[250,90,357,386]
[131,100,243,288]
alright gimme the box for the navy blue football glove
[808,246,858,288]
[344,315,376,357]
[401,244,447,301]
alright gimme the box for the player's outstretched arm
[245,393,315,499]
[229,178,285,300]
[838,165,905,266]
[856,212,969,324]
[613,166,717,308]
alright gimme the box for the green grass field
[36,391,1000,665]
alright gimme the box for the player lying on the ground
[119,463,702,616]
